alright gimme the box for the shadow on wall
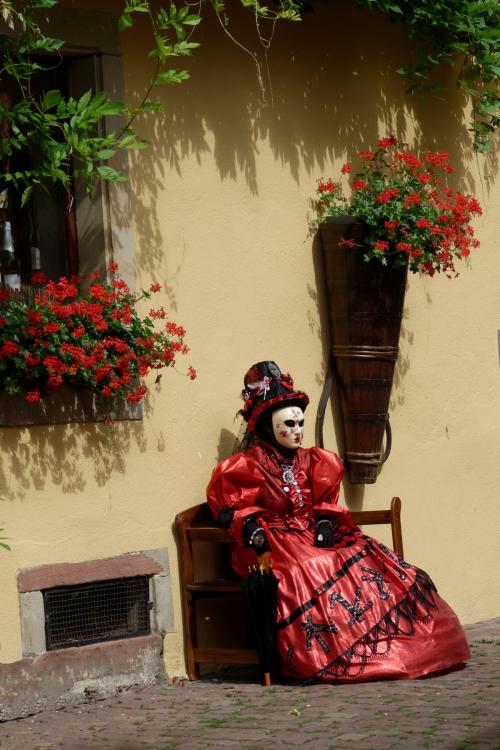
[116,1,498,499]
[125,1,498,248]
[0,421,144,500]
[122,0,497,425]
[0,393,171,500]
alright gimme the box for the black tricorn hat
[241,361,309,432]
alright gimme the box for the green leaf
[118,13,133,30]
[124,0,149,12]
[140,101,163,112]
[95,149,116,159]
[77,90,93,112]
[42,89,62,111]
[173,41,200,55]
[21,186,34,206]
[93,100,127,117]
[152,69,190,85]
[182,14,202,26]
[96,165,127,182]
[30,0,58,7]
[119,135,149,149]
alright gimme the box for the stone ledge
[18,551,165,593]
[0,634,165,722]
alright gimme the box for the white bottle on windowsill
[30,223,41,271]
[1,220,21,290]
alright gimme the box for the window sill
[0,384,142,426]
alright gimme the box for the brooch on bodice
[281,463,304,508]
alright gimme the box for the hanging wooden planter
[318,216,407,484]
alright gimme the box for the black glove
[242,515,271,554]
[315,518,335,548]
[217,506,235,528]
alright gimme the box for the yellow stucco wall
[0,1,498,676]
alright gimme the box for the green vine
[354,0,500,152]
[1,0,497,205]
[0,0,300,202]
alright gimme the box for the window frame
[0,7,140,424]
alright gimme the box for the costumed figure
[206,361,471,683]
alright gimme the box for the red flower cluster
[0,267,196,403]
[311,137,482,276]
[317,178,336,194]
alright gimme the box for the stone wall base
[0,634,165,722]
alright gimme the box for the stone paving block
[0,621,499,750]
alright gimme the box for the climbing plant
[354,0,500,152]
[0,0,301,203]
[1,0,497,207]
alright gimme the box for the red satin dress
[206,441,470,683]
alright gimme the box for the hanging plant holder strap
[315,356,392,468]
[314,356,335,450]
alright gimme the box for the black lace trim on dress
[297,569,438,685]
[275,541,376,631]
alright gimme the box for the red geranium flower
[378,136,398,148]
[310,137,481,277]
[1,341,19,356]
[317,178,337,193]
[0,265,193,405]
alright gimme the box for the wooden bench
[175,498,404,680]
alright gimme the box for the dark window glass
[0,55,78,288]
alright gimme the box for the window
[1,56,78,287]
[0,7,135,293]
[0,8,138,424]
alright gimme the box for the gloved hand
[217,506,235,528]
[315,518,335,548]
[242,516,271,554]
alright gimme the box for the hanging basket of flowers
[310,137,482,483]
[0,264,196,425]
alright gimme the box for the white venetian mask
[271,405,305,450]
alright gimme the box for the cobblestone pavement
[1,619,499,750]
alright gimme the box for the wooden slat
[188,527,233,543]
[390,496,404,557]
[194,647,260,665]
[187,581,242,593]
[350,509,391,525]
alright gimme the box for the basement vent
[43,576,150,650]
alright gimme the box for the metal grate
[43,576,150,650]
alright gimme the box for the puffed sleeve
[206,452,266,542]
[308,448,356,528]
